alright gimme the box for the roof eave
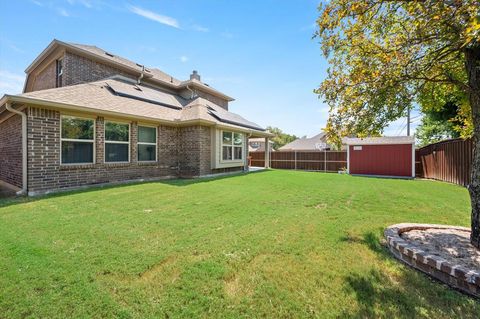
[180,80,235,102]
[1,94,267,134]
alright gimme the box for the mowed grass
[0,170,478,318]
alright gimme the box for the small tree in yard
[315,1,480,247]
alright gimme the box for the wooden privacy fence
[416,138,474,187]
[249,151,347,172]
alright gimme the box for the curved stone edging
[384,223,479,298]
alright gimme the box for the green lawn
[0,170,478,318]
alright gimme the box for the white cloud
[0,71,25,94]
[30,0,43,6]
[220,31,233,39]
[0,39,25,54]
[193,24,209,32]
[180,56,189,63]
[57,8,70,17]
[68,0,93,8]
[127,5,179,29]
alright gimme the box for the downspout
[186,85,196,99]
[137,65,145,85]
[5,102,27,195]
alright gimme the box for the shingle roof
[67,43,183,86]
[17,78,265,132]
[25,40,234,101]
[343,136,415,145]
[279,132,331,151]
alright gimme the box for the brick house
[0,39,271,195]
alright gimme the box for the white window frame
[60,115,96,165]
[104,120,131,164]
[221,131,244,162]
[137,125,158,162]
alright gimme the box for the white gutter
[5,102,27,195]
[186,84,196,99]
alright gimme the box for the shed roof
[343,136,415,145]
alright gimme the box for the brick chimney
[190,70,200,81]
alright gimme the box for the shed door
[349,144,412,177]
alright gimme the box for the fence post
[324,150,327,172]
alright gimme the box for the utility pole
[407,105,411,136]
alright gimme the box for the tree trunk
[465,47,480,248]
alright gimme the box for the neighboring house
[279,132,333,151]
[248,138,274,152]
[0,39,270,195]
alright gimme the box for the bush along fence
[415,138,473,187]
[249,151,347,172]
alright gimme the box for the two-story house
[0,39,271,195]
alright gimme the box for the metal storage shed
[344,137,415,178]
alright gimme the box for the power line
[395,117,407,136]
[399,122,408,136]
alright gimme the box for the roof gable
[25,39,234,101]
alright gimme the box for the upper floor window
[137,125,157,162]
[56,59,63,88]
[61,116,95,164]
[105,121,130,163]
[222,131,243,161]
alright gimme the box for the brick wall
[27,107,180,194]
[25,106,222,194]
[195,90,229,110]
[179,89,229,110]
[178,126,212,177]
[32,61,57,91]
[63,52,136,86]
[0,114,23,188]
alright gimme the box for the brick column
[96,116,104,164]
[27,107,60,193]
[131,121,138,164]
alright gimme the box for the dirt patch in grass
[138,256,179,283]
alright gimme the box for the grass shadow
[340,230,479,317]
[342,268,418,318]
[340,228,391,259]
[0,169,271,209]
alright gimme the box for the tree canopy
[315,0,480,247]
[315,0,479,145]
[266,126,298,150]
[416,101,461,146]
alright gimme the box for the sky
[0,0,420,138]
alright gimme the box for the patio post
[264,137,270,168]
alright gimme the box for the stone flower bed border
[384,223,479,298]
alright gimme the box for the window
[105,121,130,163]
[222,131,243,161]
[137,126,157,162]
[56,59,63,88]
[61,116,95,164]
